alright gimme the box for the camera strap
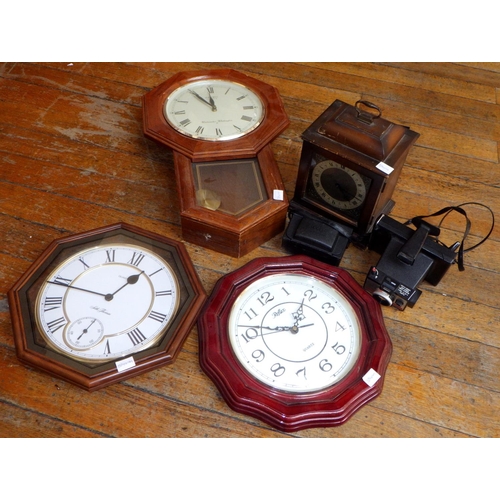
[405,202,495,272]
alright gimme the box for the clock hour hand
[335,182,355,201]
[207,88,217,111]
[109,270,146,297]
[292,299,306,326]
[188,89,217,111]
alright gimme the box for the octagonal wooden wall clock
[8,222,206,391]
[143,68,290,257]
[197,254,392,432]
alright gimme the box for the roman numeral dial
[36,243,180,363]
[164,78,264,141]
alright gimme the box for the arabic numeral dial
[228,273,362,393]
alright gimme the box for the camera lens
[372,289,393,307]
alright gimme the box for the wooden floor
[1,62,499,438]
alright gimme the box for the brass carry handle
[355,100,382,124]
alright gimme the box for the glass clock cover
[304,153,373,224]
[164,79,265,141]
[192,158,267,216]
[228,272,362,393]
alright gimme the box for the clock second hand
[77,319,97,340]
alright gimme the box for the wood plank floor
[1,62,499,439]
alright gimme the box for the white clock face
[164,79,265,141]
[228,273,362,393]
[312,160,367,210]
[35,244,180,362]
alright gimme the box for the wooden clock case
[8,222,206,391]
[143,69,290,257]
[197,254,393,432]
[284,100,419,264]
[173,146,288,257]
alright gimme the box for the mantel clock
[283,100,419,265]
[143,69,290,257]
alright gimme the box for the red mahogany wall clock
[197,255,392,432]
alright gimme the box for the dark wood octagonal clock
[283,100,419,265]
[143,68,290,257]
[8,222,206,391]
[197,254,392,432]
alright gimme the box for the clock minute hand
[238,324,314,335]
[189,89,216,111]
[47,280,109,298]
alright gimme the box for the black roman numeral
[128,328,146,346]
[79,257,89,269]
[51,276,72,286]
[128,252,145,267]
[47,317,66,333]
[148,310,167,323]
[44,296,63,312]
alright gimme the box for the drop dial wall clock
[143,68,290,258]
[197,254,392,432]
[283,100,419,265]
[8,222,206,391]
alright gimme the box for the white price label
[116,356,136,373]
[363,368,381,387]
[273,189,284,201]
[376,162,394,175]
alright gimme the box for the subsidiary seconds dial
[164,79,264,141]
[35,244,180,362]
[228,273,362,393]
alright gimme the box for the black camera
[364,215,458,310]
